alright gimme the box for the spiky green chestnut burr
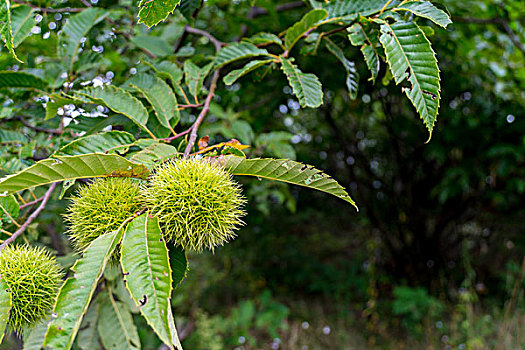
[143,158,246,252]
[0,245,62,334]
[64,177,142,252]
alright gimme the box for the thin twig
[178,103,205,109]
[183,70,221,157]
[18,116,62,135]
[0,183,57,250]
[161,127,192,143]
[19,196,45,210]
[185,25,224,51]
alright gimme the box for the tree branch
[184,25,224,51]
[183,69,221,157]
[19,196,45,210]
[0,183,57,250]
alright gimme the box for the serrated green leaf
[76,86,153,136]
[130,33,173,57]
[0,0,21,62]
[247,32,283,47]
[0,128,25,144]
[44,227,126,350]
[322,0,398,22]
[0,279,12,344]
[284,9,328,51]
[54,131,136,156]
[0,194,19,228]
[76,300,100,350]
[0,71,47,91]
[120,214,181,348]
[379,21,440,136]
[223,59,273,86]
[220,156,357,209]
[325,38,359,100]
[0,153,150,195]
[59,8,107,75]
[145,60,183,86]
[348,23,381,83]
[23,319,49,350]
[10,4,34,48]
[98,290,141,350]
[184,60,213,100]
[215,42,271,69]
[130,142,179,168]
[280,57,323,108]
[127,73,180,131]
[45,93,78,120]
[394,1,451,28]
[138,0,181,28]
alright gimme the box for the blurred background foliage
[0,0,524,349]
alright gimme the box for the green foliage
[221,156,357,209]
[0,154,150,195]
[379,21,441,136]
[120,214,182,348]
[0,71,46,90]
[97,290,141,350]
[392,286,444,336]
[138,0,181,28]
[0,272,11,343]
[280,57,323,108]
[284,9,328,51]
[44,227,124,349]
[64,177,142,252]
[0,0,20,62]
[144,158,246,252]
[0,245,62,334]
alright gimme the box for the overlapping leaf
[138,0,181,28]
[0,71,47,90]
[215,42,271,68]
[54,131,136,156]
[120,214,181,347]
[325,38,359,100]
[348,23,381,82]
[0,279,11,344]
[44,227,125,350]
[0,194,19,228]
[184,60,213,99]
[130,143,179,168]
[75,300,100,350]
[394,1,451,28]
[223,59,274,86]
[0,153,150,195]
[0,128,25,144]
[321,0,399,22]
[58,8,107,74]
[0,0,21,62]
[127,73,180,131]
[220,156,357,209]
[284,9,328,50]
[76,86,152,135]
[22,319,48,350]
[98,290,141,350]
[379,21,440,135]
[10,4,34,48]
[280,57,323,108]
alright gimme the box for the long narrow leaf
[120,214,181,348]
[220,156,357,209]
[280,57,323,108]
[44,227,126,350]
[379,21,440,136]
[127,73,180,131]
[394,1,451,28]
[0,153,150,196]
[59,8,107,74]
[97,289,141,350]
[0,279,11,343]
